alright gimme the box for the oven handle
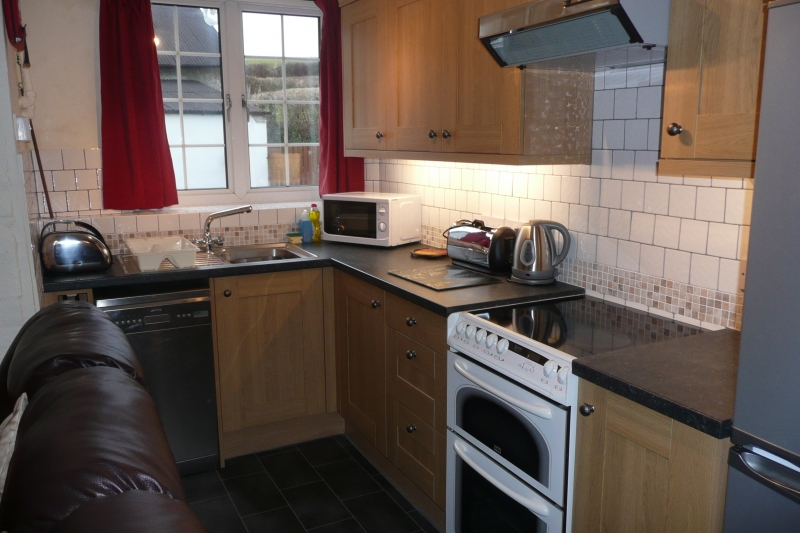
[453,439,550,518]
[454,360,553,420]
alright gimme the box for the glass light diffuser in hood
[484,10,639,67]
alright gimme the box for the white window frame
[153,0,323,207]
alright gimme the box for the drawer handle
[666,122,683,136]
[223,290,232,298]
[371,300,381,309]
[579,403,595,417]
[406,317,417,327]
[406,424,417,433]
[428,130,438,139]
[406,350,417,360]
[442,130,452,139]
[375,131,384,139]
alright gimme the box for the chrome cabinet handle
[442,130,452,139]
[666,123,683,136]
[371,300,381,309]
[406,424,417,433]
[428,130,438,139]
[406,350,416,360]
[375,131,384,139]
[223,290,232,298]
[406,317,417,327]
[579,403,595,416]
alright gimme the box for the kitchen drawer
[390,328,435,378]
[385,293,448,354]
[395,402,436,500]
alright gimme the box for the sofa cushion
[51,491,207,533]
[6,301,145,405]
[0,367,185,533]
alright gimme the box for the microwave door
[324,201,376,239]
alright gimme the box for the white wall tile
[718,258,746,294]
[617,240,640,271]
[434,188,445,208]
[588,207,609,236]
[551,202,569,227]
[569,204,589,233]
[277,208,296,224]
[444,189,456,210]
[591,150,612,179]
[577,233,597,262]
[679,219,708,253]
[611,151,635,180]
[725,189,753,225]
[658,174,683,185]
[592,121,603,149]
[455,190,467,211]
[84,148,102,169]
[136,215,159,233]
[461,169,473,190]
[690,254,719,290]
[491,194,505,218]
[602,120,625,149]
[61,149,86,170]
[600,180,622,209]
[596,236,618,266]
[706,223,739,259]
[505,197,520,221]
[513,173,528,198]
[571,164,591,178]
[624,120,649,150]
[647,120,662,151]
[608,209,631,240]
[633,151,658,182]
[594,69,604,91]
[485,171,499,194]
[472,170,486,192]
[621,181,645,211]
[738,225,750,261]
[89,189,103,210]
[66,190,90,211]
[498,172,513,196]
[528,175,544,199]
[39,150,64,171]
[543,175,562,201]
[644,182,670,215]
[534,200,552,220]
[669,185,696,218]
[48,192,67,212]
[467,191,480,213]
[605,68,627,89]
[640,245,665,276]
[240,210,259,226]
[626,65,650,88]
[115,215,137,233]
[479,193,492,217]
[636,86,662,119]
[695,187,726,222]
[561,176,580,204]
[653,215,681,249]
[684,176,712,187]
[650,62,665,85]
[664,249,691,283]
[614,88,637,119]
[519,199,535,221]
[712,177,743,188]
[75,169,98,190]
[91,216,115,235]
[52,170,76,191]
[158,214,180,231]
[630,212,655,244]
[594,90,615,119]
[580,178,600,206]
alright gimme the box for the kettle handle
[41,220,109,247]
[543,222,571,267]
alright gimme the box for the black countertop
[573,329,740,439]
[43,241,585,316]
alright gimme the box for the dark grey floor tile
[337,440,380,476]
[309,518,368,533]
[297,436,351,466]
[408,510,440,533]
[261,449,321,490]
[316,458,382,500]
[182,470,227,504]
[282,480,352,529]
[241,506,305,533]
[189,495,247,533]
[218,454,265,479]
[344,491,421,533]
[373,474,415,512]
[256,444,297,458]
[223,471,286,516]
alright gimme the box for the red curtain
[100,0,178,210]
[314,0,364,196]
[2,0,25,52]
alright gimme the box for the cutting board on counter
[388,264,502,291]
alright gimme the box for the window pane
[245,59,283,101]
[171,147,185,190]
[247,103,284,144]
[185,147,226,189]
[286,60,319,101]
[181,56,222,99]
[177,7,220,53]
[288,146,319,186]
[164,104,182,144]
[184,105,225,145]
[243,13,282,57]
[249,146,268,188]
[283,16,319,58]
[153,5,175,52]
[287,104,319,143]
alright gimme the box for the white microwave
[321,192,422,247]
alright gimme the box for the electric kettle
[510,220,570,285]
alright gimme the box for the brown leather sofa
[0,301,207,533]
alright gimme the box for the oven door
[323,200,377,239]
[446,431,564,533]
[447,351,568,506]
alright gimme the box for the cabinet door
[342,0,389,150]
[335,271,387,455]
[386,0,443,152]
[214,270,326,433]
[441,0,524,155]
[660,0,765,173]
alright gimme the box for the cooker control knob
[465,325,476,339]
[496,338,509,354]
[486,333,498,349]
[557,366,569,384]
[475,329,487,344]
[379,222,387,232]
[456,321,466,335]
[543,360,558,378]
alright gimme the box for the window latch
[225,94,232,122]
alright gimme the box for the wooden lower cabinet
[212,269,342,459]
[573,379,730,533]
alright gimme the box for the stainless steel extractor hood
[479,0,671,67]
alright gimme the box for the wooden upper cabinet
[386,0,444,152]
[342,0,389,150]
[659,0,766,179]
[213,270,326,433]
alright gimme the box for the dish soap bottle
[299,209,313,244]
[309,204,321,243]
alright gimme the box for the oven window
[458,388,550,487]
[458,456,547,533]
[323,200,376,238]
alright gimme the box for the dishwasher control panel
[102,301,212,333]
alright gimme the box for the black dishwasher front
[96,290,219,475]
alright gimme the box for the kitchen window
[152,0,322,207]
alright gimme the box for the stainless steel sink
[216,243,317,264]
